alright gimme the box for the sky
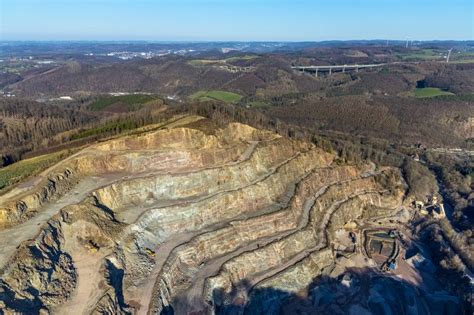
[1,0,473,41]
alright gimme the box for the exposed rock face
[0,116,406,314]
[0,218,76,313]
[0,169,76,226]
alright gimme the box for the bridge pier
[329,68,332,75]
[315,68,318,77]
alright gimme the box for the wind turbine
[447,48,453,63]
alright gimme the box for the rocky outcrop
[0,169,76,227]
[0,218,76,313]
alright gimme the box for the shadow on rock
[210,267,470,315]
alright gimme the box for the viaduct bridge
[292,63,387,76]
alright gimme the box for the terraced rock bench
[0,116,405,314]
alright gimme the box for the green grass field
[413,87,454,98]
[190,90,243,103]
[188,59,221,66]
[451,59,474,64]
[224,55,257,62]
[396,49,443,61]
[71,119,141,140]
[455,52,474,58]
[246,101,270,108]
[0,150,71,192]
[188,55,257,66]
[397,49,474,63]
[450,51,474,63]
[89,94,158,111]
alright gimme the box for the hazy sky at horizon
[1,0,473,41]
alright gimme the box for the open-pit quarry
[0,115,459,314]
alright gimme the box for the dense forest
[0,98,97,165]
[264,94,473,147]
[0,97,167,166]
